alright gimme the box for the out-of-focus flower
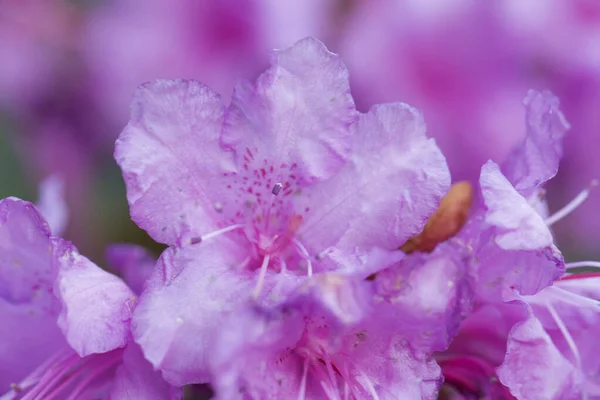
[84,0,340,129]
[0,2,77,112]
[35,175,68,236]
[105,244,156,296]
[0,198,180,399]
[340,0,529,182]
[114,37,451,385]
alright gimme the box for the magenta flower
[0,198,180,399]
[115,37,451,385]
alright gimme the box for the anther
[190,236,202,245]
[10,383,22,392]
[272,183,283,195]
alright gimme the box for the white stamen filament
[199,224,245,242]
[354,364,380,400]
[252,255,271,299]
[319,346,338,394]
[339,354,379,400]
[270,259,288,301]
[546,302,587,400]
[63,355,121,400]
[343,379,350,400]
[545,180,598,227]
[297,359,309,400]
[293,238,313,277]
[566,261,600,270]
[236,256,251,272]
[320,381,340,400]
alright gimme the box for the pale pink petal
[115,79,235,246]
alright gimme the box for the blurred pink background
[0,0,598,263]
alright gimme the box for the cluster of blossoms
[2,38,600,399]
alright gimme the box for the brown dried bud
[399,181,473,254]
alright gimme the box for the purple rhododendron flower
[0,198,180,399]
[210,273,442,399]
[115,37,451,386]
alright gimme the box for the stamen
[566,261,600,270]
[320,381,340,400]
[339,354,377,399]
[196,224,245,243]
[272,183,283,195]
[297,358,309,400]
[9,383,22,393]
[545,301,587,400]
[293,238,313,277]
[63,353,121,400]
[318,346,338,392]
[264,183,284,232]
[343,380,350,400]
[269,259,288,301]
[235,256,251,272]
[341,362,351,400]
[545,180,598,227]
[252,255,271,299]
[561,271,600,281]
[3,351,70,398]
[354,364,380,400]
[20,354,81,400]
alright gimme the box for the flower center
[195,170,315,297]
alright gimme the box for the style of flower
[0,197,180,399]
[115,37,451,385]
